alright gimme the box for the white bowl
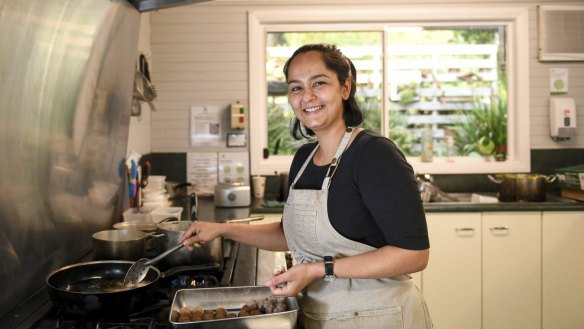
[141,201,166,212]
[142,193,170,202]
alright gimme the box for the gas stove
[32,272,220,329]
[5,242,261,329]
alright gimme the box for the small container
[251,176,266,198]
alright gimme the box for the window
[249,7,530,175]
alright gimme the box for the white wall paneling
[141,0,584,156]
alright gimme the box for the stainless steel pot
[113,221,158,232]
[488,174,556,202]
[156,221,223,268]
[156,216,264,268]
[92,229,161,261]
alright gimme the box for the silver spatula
[123,244,184,286]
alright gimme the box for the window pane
[266,32,383,156]
[386,26,507,161]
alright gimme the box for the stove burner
[171,274,219,289]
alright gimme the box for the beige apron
[282,127,432,329]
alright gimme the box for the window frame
[248,6,530,175]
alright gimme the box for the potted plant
[455,94,508,161]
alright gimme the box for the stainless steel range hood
[128,0,212,12]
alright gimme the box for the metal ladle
[123,243,186,286]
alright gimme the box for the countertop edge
[251,201,584,214]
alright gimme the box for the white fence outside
[267,44,501,152]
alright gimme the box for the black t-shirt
[288,130,429,250]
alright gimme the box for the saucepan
[488,173,556,202]
[92,229,163,261]
[46,260,220,318]
[112,221,158,232]
[156,216,264,268]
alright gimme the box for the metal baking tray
[170,286,298,329]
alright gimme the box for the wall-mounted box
[538,5,584,62]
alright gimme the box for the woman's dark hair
[283,43,363,139]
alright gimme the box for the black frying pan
[46,260,160,317]
[46,260,222,317]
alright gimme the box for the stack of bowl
[141,175,170,212]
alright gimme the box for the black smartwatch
[322,256,336,281]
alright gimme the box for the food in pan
[177,296,289,322]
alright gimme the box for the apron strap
[321,127,355,190]
[290,144,320,187]
[290,127,356,190]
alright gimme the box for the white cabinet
[423,213,482,329]
[482,212,541,329]
[423,211,542,329]
[542,211,584,329]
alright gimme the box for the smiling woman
[248,6,530,175]
[285,48,352,139]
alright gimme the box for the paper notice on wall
[190,105,221,146]
[187,152,218,196]
[218,152,249,185]
[550,68,569,94]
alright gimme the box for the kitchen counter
[249,194,584,214]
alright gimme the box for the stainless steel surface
[113,221,158,232]
[128,0,212,12]
[92,229,151,261]
[157,220,224,267]
[170,286,299,329]
[214,183,251,208]
[488,173,557,202]
[0,0,139,319]
[418,174,459,203]
[256,249,288,286]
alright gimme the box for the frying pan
[46,260,221,317]
[46,260,159,317]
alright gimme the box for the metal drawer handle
[455,227,475,237]
[489,226,510,236]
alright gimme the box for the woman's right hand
[179,221,224,251]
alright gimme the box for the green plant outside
[454,93,507,159]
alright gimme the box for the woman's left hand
[265,262,320,296]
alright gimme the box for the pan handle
[223,216,264,224]
[545,175,557,183]
[487,174,502,184]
